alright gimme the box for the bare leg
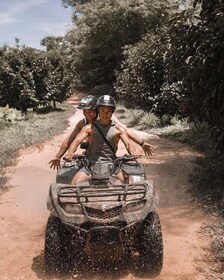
[71,171,89,185]
[116,171,125,183]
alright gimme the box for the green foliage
[193,0,220,18]
[139,112,161,129]
[152,82,187,116]
[115,3,224,151]
[115,29,187,117]
[157,120,213,151]
[41,36,64,51]
[65,0,170,94]
[44,51,72,105]
[0,104,74,188]
[148,117,190,137]
[0,106,24,128]
[115,34,166,111]
[62,0,90,8]
[190,154,224,214]
[183,122,213,152]
[124,109,145,127]
[62,0,224,154]
[0,47,39,112]
[165,6,224,151]
[115,105,162,130]
[0,44,72,112]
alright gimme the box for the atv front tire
[134,212,163,277]
[44,216,67,274]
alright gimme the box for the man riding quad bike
[45,95,163,276]
[45,154,163,277]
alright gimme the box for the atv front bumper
[47,181,158,226]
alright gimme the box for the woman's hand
[48,158,60,170]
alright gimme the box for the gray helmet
[77,95,97,109]
[96,95,116,109]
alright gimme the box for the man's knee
[116,172,125,183]
[71,171,89,185]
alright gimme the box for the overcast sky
[0,0,72,49]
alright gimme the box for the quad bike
[44,154,163,276]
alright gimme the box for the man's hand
[48,158,60,170]
[142,142,154,156]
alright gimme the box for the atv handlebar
[63,153,140,175]
[114,154,135,165]
[63,154,90,165]
[63,154,85,161]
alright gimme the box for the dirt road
[0,99,212,280]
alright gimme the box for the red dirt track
[0,95,212,280]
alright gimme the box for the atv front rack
[58,184,147,204]
[47,181,156,225]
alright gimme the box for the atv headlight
[124,200,146,213]
[63,203,83,214]
[129,175,145,183]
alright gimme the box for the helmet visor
[77,103,93,109]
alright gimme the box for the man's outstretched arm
[112,115,154,155]
[117,125,137,157]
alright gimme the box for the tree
[0,44,72,112]
[41,36,73,106]
[41,36,64,52]
[44,51,72,108]
[0,46,39,112]
[165,5,224,149]
[115,12,191,117]
[64,0,170,94]
[115,34,166,111]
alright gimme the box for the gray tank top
[85,120,117,163]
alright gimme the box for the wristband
[139,140,144,146]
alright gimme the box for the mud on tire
[133,212,163,277]
[44,216,69,274]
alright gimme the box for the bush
[190,154,224,215]
[181,122,213,153]
[139,112,161,129]
[115,34,166,111]
[0,106,25,126]
[124,109,145,127]
[65,0,169,93]
[0,45,72,112]
[115,105,161,130]
[152,82,186,117]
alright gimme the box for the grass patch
[115,105,189,135]
[189,154,224,216]
[0,103,75,189]
[115,105,161,129]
